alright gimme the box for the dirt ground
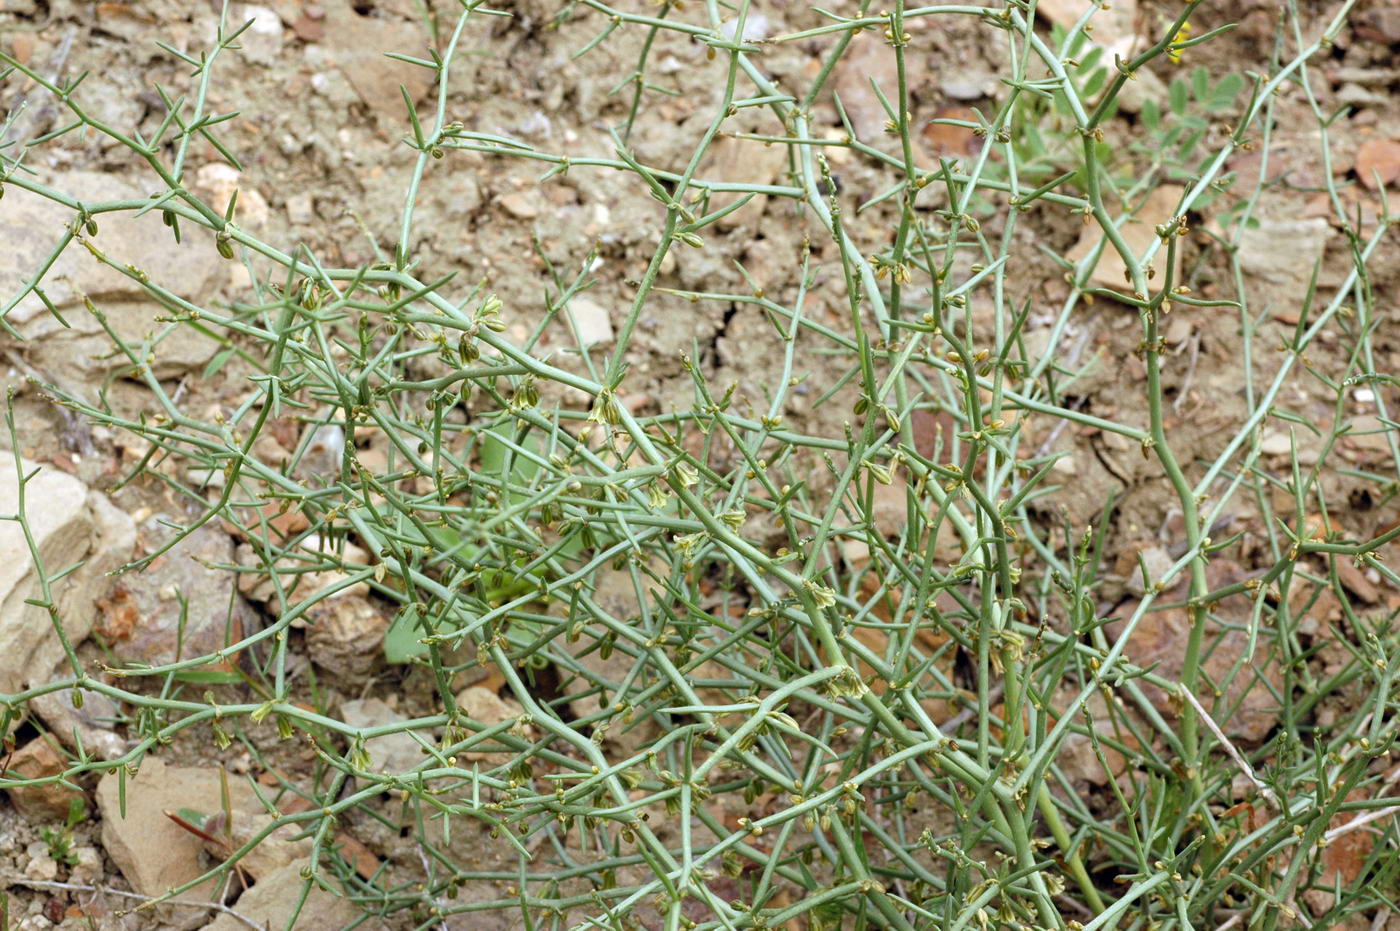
[0,0,1398,927]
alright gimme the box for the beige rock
[1051,453,1078,477]
[1237,217,1331,310]
[2,735,82,820]
[1356,137,1400,190]
[565,295,614,346]
[234,5,285,65]
[698,111,790,231]
[203,808,311,882]
[306,595,388,678]
[340,698,425,775]
[236,537,371,606]
[29,684,128,760]
[1034,0,1139,57]
[98,519,248,668]
[1260,429,1294,457]
[321,0,433,125]
[559,565,663,751]
[0,459,135,694]
[191,162,271,228]
[454,686,525,762]
[1123,545,1174,597]
[1057,728,1130,787]
[831,32,907,141]
[871,476,909,538]
[1110,560,1282,741]
[285,192,316,225]
[200,859,360,931]
[498,192,540,220]
[96,757,258,900]
[0,168,228,380]
[0,170,224,326]
[1068,185,1185,296]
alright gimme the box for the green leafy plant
[40,797,88,868]
[1138,65,1247,186]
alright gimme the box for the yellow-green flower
[1168,20,1192,64]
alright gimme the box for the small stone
[205,805,310,881]
[0,170,224,327]
[565,296,614,346]
[840,538,871,568]
[1260,430,1294,457]
[941,75,993,101]
[93,2,156,42]
[698,110,790,230]
[1068,185,1184,296]
[70,846,103,884]
[96,519,249,667]
[922,106,982,158]
[236,5,284,64]
[1124,545,1174,597]
[340,698,424,775]
[1111,561,1283,741]
[95,757,258,900]
[454,687,524,762]
[305,596,388,678]
[1034,0,1138,55]
[1237,218,1331,309]
[24,855,59,881]
[321,3,432,123]
[1336,559,1379,604]
[285,192,315,224]
[719,11,769,41]
[498,192,539,219]
[0,460,135,695]
[1355,138,1400,190]
[1163,314,1194,345]
[3,736,81,820]
[871,476,908,538]
[201,859,360,931]
[193,162,271,227]
[252,432,291,465]
[1356,5,1400,43]
[436,175,481,219]
[29,687,128,760]
[1057,726,1129,787]
[831,32,905,140]
[292,14,324,41]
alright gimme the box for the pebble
[70,846,102,884]
[339,698,424,775]
[286,192,315,225]
[498,192,539,219]
[1260,430,1294,457]
[24,854,58,881]
[566,296,614,346]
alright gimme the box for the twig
[1,877,262,930]
[1181,687,1278,807]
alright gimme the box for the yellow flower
[1168,20,1192,64]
